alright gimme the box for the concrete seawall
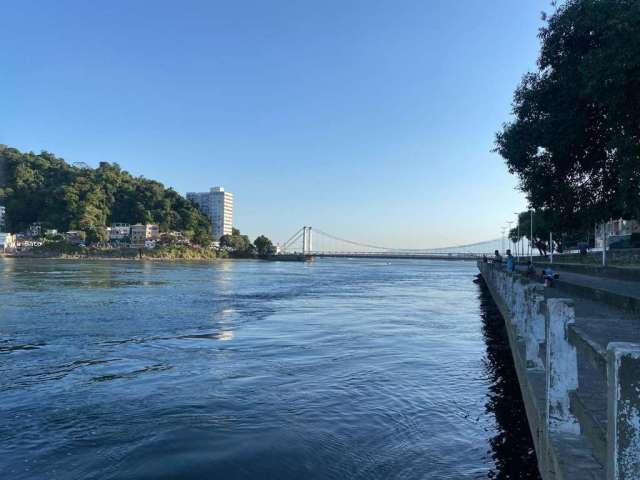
[478,261,640,480]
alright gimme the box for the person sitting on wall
[505,249,515,271]
[542,266,560,287]
[493,250,502,264]
[482,254,488,263]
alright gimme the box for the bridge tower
[302,226,306,254]
[301,226,313,254]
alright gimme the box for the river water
[0,258,539,479]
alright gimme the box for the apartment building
[186,186,233,240]
[595,219,640,247]
[107,223,131,242]
[130,224,160,247]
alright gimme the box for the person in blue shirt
[543,266,558,287]
[505,249,515,271]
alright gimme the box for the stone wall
[479,262,640,480]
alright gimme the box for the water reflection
[478,284,541,479]
[1,257,16,274]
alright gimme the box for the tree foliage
[219,228,255,256]
[253,235,275,257]
[509,209,594,255]
[508,211,555,256]
[495,1,640,231]
[0,145,212,244]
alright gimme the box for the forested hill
[0,145,212,244]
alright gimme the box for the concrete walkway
[481,262,640,478]
[516,264,640,315]
[512,262,640,469]
[554,268,640,301]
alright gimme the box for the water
[0,258,539,479]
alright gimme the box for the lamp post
[501,227,506,253]
[529,209,534,263]
[602,221,607,266]
[514,212,521,262]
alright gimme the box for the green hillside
[0,145,212,244]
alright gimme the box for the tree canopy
[253,235,275,257]
[495,0,640,231]
[509,209,597,255]
[0,145,212,244]
[508,210,556,256]
[219,229,276,258]
[219,228,255,256]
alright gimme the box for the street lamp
[514,212,521,262]
[529,209,534,263]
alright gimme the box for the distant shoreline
[0,249,278,262]
[0,253,231,262]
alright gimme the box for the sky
[0,1,547,248]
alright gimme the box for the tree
[253,235,275,257]
[219,228,254,256]
[495,1,640,232]
[0,145,212,241]
[509,209,593,255]
[191,229,212,247]
[509,211,553,256]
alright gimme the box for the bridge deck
[308,252,482,260]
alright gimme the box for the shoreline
[0,253,240,262]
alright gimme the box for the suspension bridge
[275,226,510,261]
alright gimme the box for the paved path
[552,268,640,300]
[514,264,640,304]
[551,266,640,318]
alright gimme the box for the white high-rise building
[186,187,233,240]
[210,187,233,239]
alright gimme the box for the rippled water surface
[0,258,539,479]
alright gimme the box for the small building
[65,230,85,245]
[29,223,42,237]
[161,231,190,245]
[130,224,160,247]
[0,232,16,253]
[107,223,131,241]
[148,224,160,240]
[595,219,640,248]
[45,229,58,236]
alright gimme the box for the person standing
[505,249,515,271]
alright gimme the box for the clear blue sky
[1,1,546,248]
